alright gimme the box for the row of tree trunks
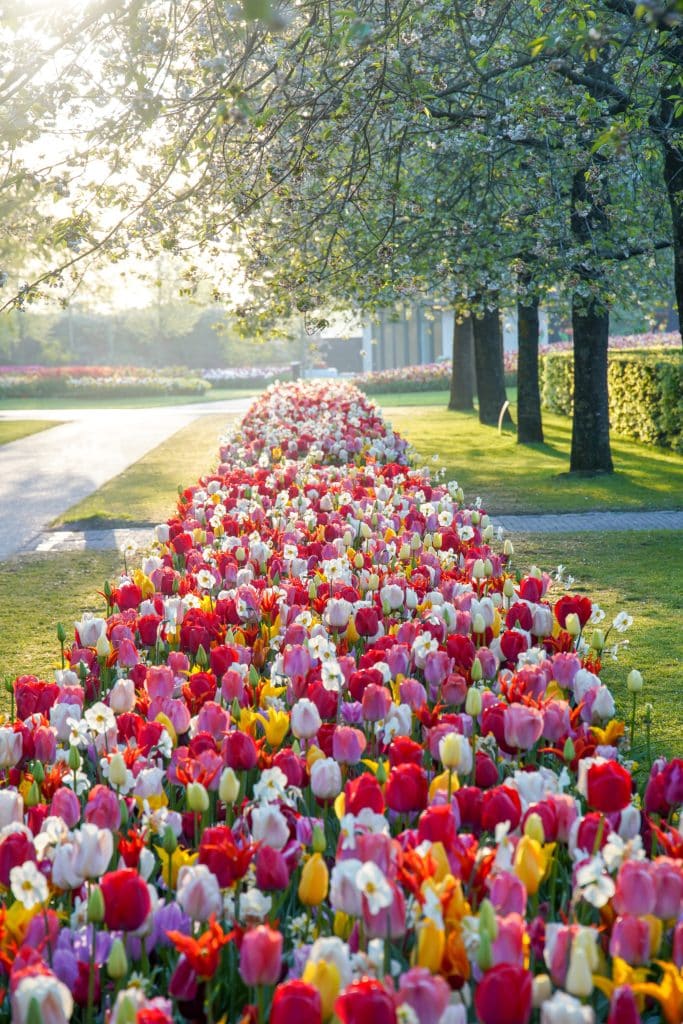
[448,296,613,472]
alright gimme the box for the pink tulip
[609,914,651,965]
[50,787,81,828]
[283,644,312,685]
[361,684,392,722]
[239,925,283,986]
[607,986,643,1024]
[614,861,655,916]
[550,652,582,688]
[488,872,527,916]
[397,967,450,1024]
[221,669,246,704]
[492,913,526,967]
[146,665,175,699]
[503,704,544,751]
[542,700,571,742]
[475,647,498,680]
[197,701,230,739]
[651,857,683,919]
[332,726,367,765]
[84,785,121,831]
[423,650,451,687]
[399,677,428,710]
[116,637,139,667]
[673,920,683,968]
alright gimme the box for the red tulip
[101,869,151,931]
[586,761,632,813]
[385,763,428,814]
[270,980,322,1024]
[474,964,532,1024]
[335,978,397,1024]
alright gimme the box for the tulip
[299,852,329,906]
[414,919,445,972]
[607,987,642,1024]
[219,766,240,804]
[335,978,398,1024]
[565,944,593,998]
[12,973,73,1024]
[396,967,450,1024]
[311,758,343,801]
[474,964,533,1024]
[239,925,283,986]
[176,864,223,921]
[302,959,340,1020]
[271,980,323,1024]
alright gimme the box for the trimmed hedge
[541,348,683,452]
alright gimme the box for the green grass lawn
[0,551,122,684]
[0,386,263,411]
[511,531,683,764]
[0,419,60,445]
[53,413,234,528]
[379,397,682,514]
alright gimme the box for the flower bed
[0,365,207,399]
[202,367,287,387]
[353,333,680,395]
[1,380,680,1024]
[353,363,452,394]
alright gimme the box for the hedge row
[540,348,683,452]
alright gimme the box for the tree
[1,0,676,474]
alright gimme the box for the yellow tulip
[302,959,341,1020]
[429,769,459,801]
[306,744,326,769]
[633,962,683,1024]
[154,712,178,747]
[413,919,445,972]
[333,911,353,940]
[299,853,329,906]
[154,846,198,889]
[514,835,553,895]
[345,617,360,644]
[255,709,290,748]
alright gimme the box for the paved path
[21,508,683,557]
[0,398,251,560]
[495,509,683,533]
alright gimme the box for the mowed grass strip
[511,531,683,764]
[0,420,61,445]
[380,399,683,514]
[53,412,235,529]
[0,550,122,686]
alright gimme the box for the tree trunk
[569,167,613,473]
[448,314,475,410]
[517,297,544,443]
[570,294,613,473]
[472,307,514,427]
[662,125,683,344]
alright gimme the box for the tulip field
[1,381,681,1024]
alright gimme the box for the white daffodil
[356,861,393,915]
[10,862,49,909]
